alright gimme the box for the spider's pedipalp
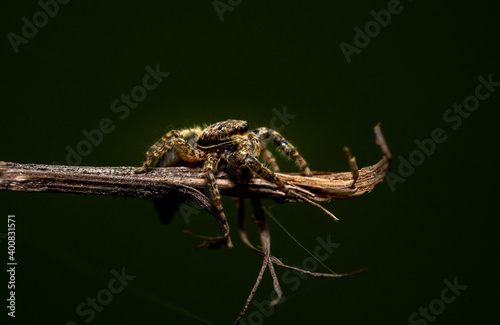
[252,127,312,176]
[136,131,200,174]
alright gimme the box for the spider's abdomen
[197,119,248,150]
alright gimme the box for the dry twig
[0,125,391,222]
[0,126,390,207]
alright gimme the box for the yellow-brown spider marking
[136,119,312,248]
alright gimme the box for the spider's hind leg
[135,130,200,174]
[252,127,312,176]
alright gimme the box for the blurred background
[1,1,498,324]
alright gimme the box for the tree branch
[0,126,391,213]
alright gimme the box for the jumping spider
[135,119,312,248]
[136,119,367,323]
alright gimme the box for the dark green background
[1,1,498,324]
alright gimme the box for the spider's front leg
[252,127,312,176]
[247,156,288,193]
[227,150,288,194]
[135,130,200,174]
[192,152,233,248]
[259,144,280,173]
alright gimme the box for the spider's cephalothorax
[136,119,312,248]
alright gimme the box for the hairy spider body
[136,119,312,248]
[197,120,250,150]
